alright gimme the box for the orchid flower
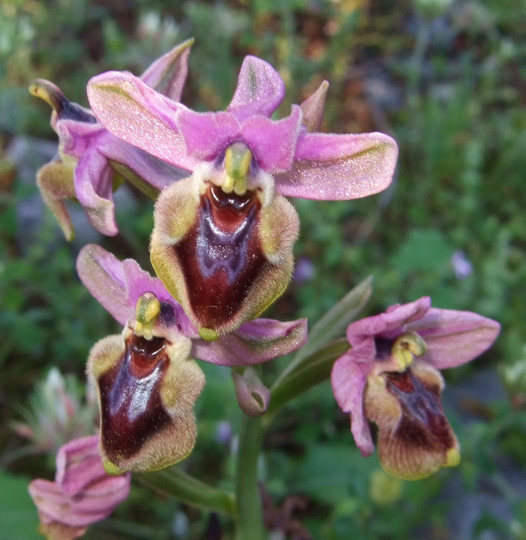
[77,244,307,473]
[29,435,130,540]
[29,40,193,239]
[330,297,500,480]
[86,54,398,338]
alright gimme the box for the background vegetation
[1,0,526,538]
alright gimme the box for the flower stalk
[235,415,266,540]
[137,467,236,517]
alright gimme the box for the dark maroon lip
[99,334,170,460]
[385,369,454,453]
[172,185,267,329]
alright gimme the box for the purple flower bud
[232,368,270,417]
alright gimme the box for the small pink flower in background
[451,250,473,280]
[28,435,130,540]
[87,54,398,338]
[331,297,500,480]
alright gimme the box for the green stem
[136,467,236,517]
[235,415,266,540]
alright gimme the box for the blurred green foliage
[1,0,526,539]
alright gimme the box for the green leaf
[293,444,376,505]
[0,472,41,540]
[135,467,236,517]
[302,275,372,357]
[273,276,372,388]
[267,339,348,417]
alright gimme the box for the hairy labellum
[88,330,204,474]
[151,172,299,339]
[364,362,459,480]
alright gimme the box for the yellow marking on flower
[29,79,63,112]
[445,447,461,468]
[198,327,219,341]
[391,332,427,371]
[134,292,161,340]
[223,143,252,195]
[103,459,122,476]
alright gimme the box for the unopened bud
[232,368,270,417]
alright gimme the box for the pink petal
[346,297,431,345]
[105,137,186,191]
[408,308,501,369]
[299,80,329,133]
[121,259,175,311]
[74,150,118,236]
[275,131,398,200]
[77,244,194,335]
[29,435,130,529]
[87,71,198,171]
[57,119,105,159]
[76,244,129,325]
[191,317,307,366]
[121,258,195,335]
[331,353,375,456]
[56,436,105,496]
[241,105,302,173]
[140,39,192,101]
[228,56,285,121]
[175,109,241,160]
[29,478,129,527]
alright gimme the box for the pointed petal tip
[36,161,77,241]
[410,308,501,369]
[228,55,286,120]
[140,38,195,100]
[29,79,67,112]
[300,79,330,132]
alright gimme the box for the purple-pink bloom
[77,244,306,472]
[86,53,398,337]
[87,54,398,202]
[30,40,193,239]
[28,435,130,540]
[331,297,500,479]
[77,244,307,367]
